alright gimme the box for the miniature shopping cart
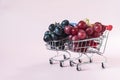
[45,38,71,67]
[67,27,112,71]
[45,20,112,71]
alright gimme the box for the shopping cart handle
[106,25,113,31]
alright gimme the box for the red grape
[71,28,78,36]
[89,40,97,46]
[64,25,72,34]
[86,27,94,36]
[95,22,102,25]
[78,29,87,39]
[101,25,106,32]
[74,26,79,32]
[85,25,90,30]
[72,35,79,41]
[106,25,113,31]
[88,40,99,48]
[77,21,87,30]
[92,32,102,38]
[93,24,102,33]
[73,42,79,48]
[80,48,87,53]
[68,35,73,40]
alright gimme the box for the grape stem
[85,18,91,26]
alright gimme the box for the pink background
[0,0,120,80]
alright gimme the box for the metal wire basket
[67,30,110,71]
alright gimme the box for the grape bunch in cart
[43,19,113,71]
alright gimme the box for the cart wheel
[63,55,67,60]
[60,61,64,67]
[102,62,105,69]
[49,59,53,65]
[70,60,74,67]
[76,64,81,71]
[78,59,82,63]
[89,58,92,63]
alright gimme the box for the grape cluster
[43,20,70,42]
[64,20,107,52]
[43,19,113,52]
[64,20,107,41]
